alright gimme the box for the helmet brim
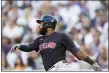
[36,20,43,24]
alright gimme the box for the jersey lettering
[39,42,56,50]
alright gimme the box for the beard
[39,26,47,35]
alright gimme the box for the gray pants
[48,60,73,71]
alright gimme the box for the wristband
[84,56,95,65]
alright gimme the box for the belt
[48,60,67,71]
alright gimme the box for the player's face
[38,22,47,35]
[39,22,44,29]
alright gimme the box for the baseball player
[11,15,101,71]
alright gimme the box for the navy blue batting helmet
[36,15,57,28]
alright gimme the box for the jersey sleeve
[62,33,79,56]
[19,37,39,52]
[28,37,40,52]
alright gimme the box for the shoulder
[60,33,69,38]
[54,32,68,36]
[55,32,70,40]
[33,35,44,42]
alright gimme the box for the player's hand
[91,63,102,71]
[10,44,20,53]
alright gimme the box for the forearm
[76,49,95,65]
[18,44,32,52]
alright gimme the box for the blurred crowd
[1,0,108,71]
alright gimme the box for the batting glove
[10,44,20,53]
[91,63,102,71]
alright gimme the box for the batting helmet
[36,15,57,29]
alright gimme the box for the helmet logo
[51,20,54,22]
